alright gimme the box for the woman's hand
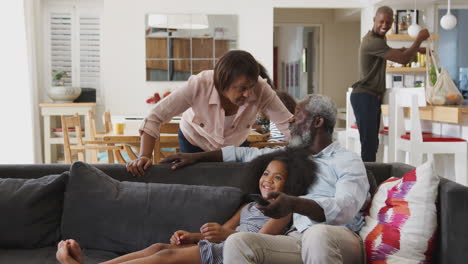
[200,223,236,243]
[170,230,200,245]
[126,156,152,177]
[159,152,201,170]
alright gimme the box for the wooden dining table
[101,128,266,163]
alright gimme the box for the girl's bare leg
[119,245,201,264]
[57,240,197,264]
[102,243,193,264]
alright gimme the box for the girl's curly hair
[246,147,317,196]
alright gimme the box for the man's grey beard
[289,130,312,147]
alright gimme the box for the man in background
[351,6,429,161]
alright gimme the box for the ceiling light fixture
[408,0,422,37]
[440,0,457,30]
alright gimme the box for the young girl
[57,147,316,264]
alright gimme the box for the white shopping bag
[425,41,463,105]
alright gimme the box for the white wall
[102,0,274,116]
[0,0,37,163]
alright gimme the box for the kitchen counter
[381,102,468,124]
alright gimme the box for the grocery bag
[425,41,463,105]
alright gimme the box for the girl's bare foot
[67,239,84,264]
[56,240,83,264]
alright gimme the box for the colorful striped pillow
[359,161,439,263]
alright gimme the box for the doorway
[273,8,361,110]
[274,25,321,99]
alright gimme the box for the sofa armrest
[436,178,468,264]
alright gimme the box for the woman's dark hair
[247,147,317,196]
[258,63,274,89]
[213,50,259,93]
[276,90,296,114]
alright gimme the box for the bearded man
[162,94,369,263]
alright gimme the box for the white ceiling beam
[334,8,361,22]
[273,0,369,9]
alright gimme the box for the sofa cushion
[359,160,439,263]
[62,162,244,254]
[0,173,68,248]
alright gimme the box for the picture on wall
[294,61,299,87]
[396,10,419,34]
[289,63,296,87]
[281,62,285,90]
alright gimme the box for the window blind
[48,9,101,99]
[50,12,72,86]
[79,15,100,90]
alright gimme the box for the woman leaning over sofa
[126,50,294,176]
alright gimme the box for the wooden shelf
[386,67,426,73]
[386,34,439,41]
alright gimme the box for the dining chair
[389,89,467,186]
[88,110,139,163]
[153,122,180,162]
[88,110,112,139]
[61,113,126,164]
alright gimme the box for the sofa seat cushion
[359,160,439,263]
[62,162,244,254]
[0,173,68,248]
[0,246,119,264]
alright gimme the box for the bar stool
[390,90,467,186]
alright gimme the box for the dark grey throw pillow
[366,169,378,196]
[0,173,68,248]
[62,162,243,254]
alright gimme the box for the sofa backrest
[1,162,414,189]
[0,163,257,193]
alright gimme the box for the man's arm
[384,29,430,64]
[159,150,223,170]
[258,192,325,222]
[160,145,283,170]
[222,146,281,162]
[312,153,369,225]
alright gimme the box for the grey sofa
[0,162,467,264]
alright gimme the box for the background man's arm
[384,29,430,64]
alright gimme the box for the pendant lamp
[440,0,457,30]
[408,1,421,38]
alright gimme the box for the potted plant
[48,70,82,103]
